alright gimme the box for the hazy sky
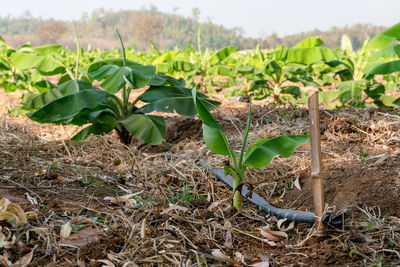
[1,0,399,37]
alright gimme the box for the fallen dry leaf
[249,254,270,266]
[60,221,72,239]
[104,191,144,208]
[260,229,281,242]
[90,259,116,267]
[224,221,233,248]
[389,216,400,223]
[24,193,38,205]
[294,177,301,190]
[207,198,229,212]
[140,219,146,240]
[0,198,27,228]
[250,261,270,267]
[234,251,244,263]
[211,249,242,265]
[261,240,278,247]
[11,251,33,267]
[24,211,38,220]
[0,251,12,266]
[77,259,86,267]
[277,219,295,232]
[161,203,189,215]
[0,226,15,248]
[260,228,288,242]
[60,227,100,247]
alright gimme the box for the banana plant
[242,37,328,102]
[334,26,400,107]
[152,45,239,94]
[0,37,35,93]
[272,24,400,107]
[26,31,220,145]
[363,48,400,106]
[192,88,308,209]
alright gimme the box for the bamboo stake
[308,92,325,226]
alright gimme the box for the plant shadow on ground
[1,90,400,266]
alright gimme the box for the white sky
[1,0,399,37]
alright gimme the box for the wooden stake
[308,92,325,224]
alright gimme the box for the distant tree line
[0,8,388,51]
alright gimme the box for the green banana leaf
[33,45,63,56]
[285,47,340,65]
[365,60,400,77]
[120,114,165,145]
[293,36,323,48]
[19,79,95,111]
[367,22,400,51]
[209,46,238,65]
[72,114,119,141]
[138,86,220,116]
[338,80,366,106]
[9,52,65,75]
[192,88,233,156]
[28,89,110,123]
[243,135,309,168]
[88,59,156,92]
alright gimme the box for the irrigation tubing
[166,153,348,227]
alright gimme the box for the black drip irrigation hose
[195,160,315,223]
[166,153,349,228]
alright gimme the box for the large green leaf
[90,65,131,93]
[338,80,366,106]
[69,108,119,126]
[341,35,354,56]
[285,47,339,65]
[293,36,323,48]
[265,60,282,73]
[21,88,63,110]
[207,65,235,77]
[364,83,396,107]
[244,135,309,168]
[155,63,171,73]
[120,114,165,145]
[138,86,220,116]
[20,80,95,111]
[9,52,65,74]
[281,86,301,97]
[149,73,186,87]
[88,59,156,92]
[367,22,400,51]
[209,46,238,64]
[272,47,339,65]
[33,45,63,56]
[365,60,400,76]
[152,51,179,64]
[367,44,400,61]
[71,115,119,141]
[202,124,232,156]
[28,89,110,123]
[171,61,196,72]
[192,88,232,155]
[57,79,93,95]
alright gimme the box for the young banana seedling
[193,89,309,209]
